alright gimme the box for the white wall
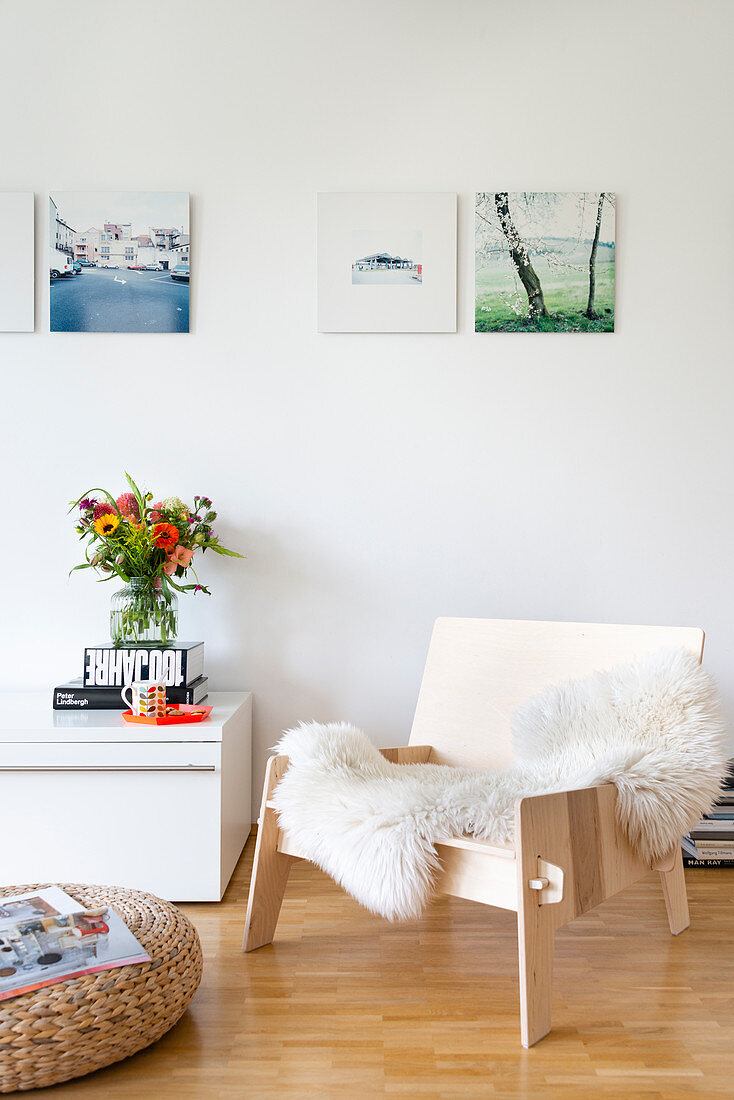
[1,0,733,811]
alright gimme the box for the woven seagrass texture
[0,883,202,1093]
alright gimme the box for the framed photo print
[49,191,190,333]
[318,192,456,332]
[0,192,34,332]
[475,191,615,332]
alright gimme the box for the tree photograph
[475,192,615,332]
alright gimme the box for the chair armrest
[379,745,433,764]
[267,753,290,785]
[262,748,432,818]
[258,753,290,814]
[514,783,654,926]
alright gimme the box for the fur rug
[271,648,726,921]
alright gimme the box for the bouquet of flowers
[70,473,243,645]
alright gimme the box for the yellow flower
[94,513,121,537]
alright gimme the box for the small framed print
[318,192,456,332]
[0,192,34,332]
[475,191,615,332]
[49,191,190,333]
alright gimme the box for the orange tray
[122,705,212,726]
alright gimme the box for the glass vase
[110,577,178,646]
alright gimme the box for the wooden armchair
[243,618,701,1046]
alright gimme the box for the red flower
[152,522,179,551]
[93,501,115,520]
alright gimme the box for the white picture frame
[0,192,34,332]
[318,192,456,332]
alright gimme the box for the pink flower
[163,544,195,574]
[170,545,195,568]
[116,492,140,521]
[149,501,164,523]
[93,501,115,520]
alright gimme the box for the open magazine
[0,886,151,1002]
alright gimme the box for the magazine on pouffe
[0,886,151,1002]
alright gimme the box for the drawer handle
[0,764,216,772]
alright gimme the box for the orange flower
[163,544,195,574]
[152,522,179,551]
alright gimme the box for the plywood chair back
[410,618,705,769]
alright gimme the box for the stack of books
[52,641,208,710]
[682,760,734,866]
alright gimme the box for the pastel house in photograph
[98,222,135,267]
[74,228,100,264]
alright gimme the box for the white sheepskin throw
[271,648,725,921]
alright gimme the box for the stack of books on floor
[682,759,734,866]
[52,641,208,710]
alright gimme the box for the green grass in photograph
[475,255,615,333]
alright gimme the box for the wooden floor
[23,838,734,1099]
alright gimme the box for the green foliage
[475,310,614,333]
[124,470,146,518]
[205,543,245,558]
[475,256,614,334]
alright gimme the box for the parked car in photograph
[126,264,147,270]
[79,259,96,267]
[100,263,120,269]
[49,249,74,279]
[170,263,189,282]
[71,261,82,275]
[144,263,163,271]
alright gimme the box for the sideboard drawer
[0,741,223,899]
[0,739,219,771]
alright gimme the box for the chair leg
[517,903,555,1048]
[243,756,295,952]
[243,807,294,951]
[659,848,690,935]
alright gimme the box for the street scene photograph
[351,228,422,285]
[50,192,189,333]
[475,192,615,332]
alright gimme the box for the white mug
[121,679,166,717]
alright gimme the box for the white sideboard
[0,692,252,902]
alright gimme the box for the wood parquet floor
[21,837,734,1099]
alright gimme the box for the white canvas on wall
[0,193,34,332]
[318,192,456,332]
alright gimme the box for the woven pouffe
[0,883,202,1093]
